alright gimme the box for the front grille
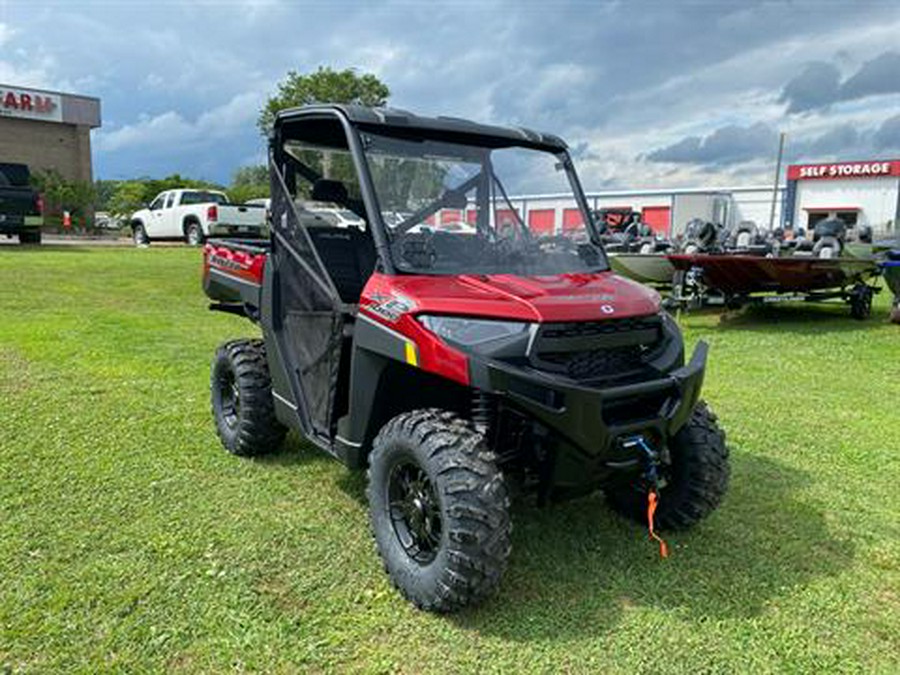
[540,346,644,381]
[530,315,663,384]
[538,315,662,341]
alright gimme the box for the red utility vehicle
[202,105,729,612]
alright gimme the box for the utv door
[263,113,371,450]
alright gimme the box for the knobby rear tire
[211,338,286,457]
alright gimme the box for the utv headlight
[418,315,529,346]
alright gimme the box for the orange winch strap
[647,491,670,559]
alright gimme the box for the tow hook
[621,435,670,559]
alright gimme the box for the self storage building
[0,83,101,183]
[782,159,899,234]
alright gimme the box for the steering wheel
[537,234,578,254]
[396,231,437,269]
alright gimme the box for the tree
[31,169,98,231]
[258,66,390,135]
[228,165,270,204]
[233,165,269,188]
[106,181,149,220]
[94,179,119,212]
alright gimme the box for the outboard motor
[857,224,873,244]
[729,221,759,250]
[812,218,847,259]
[681,219,720,254]
[813,238,840,258]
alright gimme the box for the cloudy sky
[3,0,900,191]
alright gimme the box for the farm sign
[0,86,63,123]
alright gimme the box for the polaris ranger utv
[203,105,729,612]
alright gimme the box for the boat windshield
[360,131,608,276]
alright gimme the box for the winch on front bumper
[465,314,707,489]
[474,342,705,449]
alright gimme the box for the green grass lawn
[1,246,898,674]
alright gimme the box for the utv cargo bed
[203,238,269,309]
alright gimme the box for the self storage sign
[787,160,900,181]
[0,86,62,123]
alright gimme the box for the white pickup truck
[129,189,266,246]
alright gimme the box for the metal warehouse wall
[0,117,93,183]
[595,194,673,212]
[504,186,785,236]
[730,188,784,229]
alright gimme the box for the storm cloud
[780,51,900,114]
[646,124,778,165]
[873,114,900,151]
[779,62,841,113]
[1,1,899,187]
[648,113,900,173]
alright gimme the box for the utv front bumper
[470,341,708,483]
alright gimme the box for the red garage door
[641,206,671,235]
[562,208,583,233]
[440,209,463,225]
[528,209,555,235]
[495,208,520,226]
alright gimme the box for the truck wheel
[606,401,729,530]
[725,294,745,311]
[211,339,286,456]
[185,221,204,246]
[891,302,900,325]
[849,284,873,320]
[18,230,41,245]
[133,223,149,247]
[367,409,511,612]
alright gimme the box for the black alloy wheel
[215,364,241,431]
[387,459,442,564]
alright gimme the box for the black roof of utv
[273,104,568,153]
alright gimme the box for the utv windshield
[360,131,608,276]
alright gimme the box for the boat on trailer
[667,252,881,319]
[609,253,675,285]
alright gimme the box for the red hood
[362,272,661,322]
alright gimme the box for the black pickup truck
[0,163,43,244]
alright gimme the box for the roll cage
[268,104,605,285]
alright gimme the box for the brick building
[0,83,101,183]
